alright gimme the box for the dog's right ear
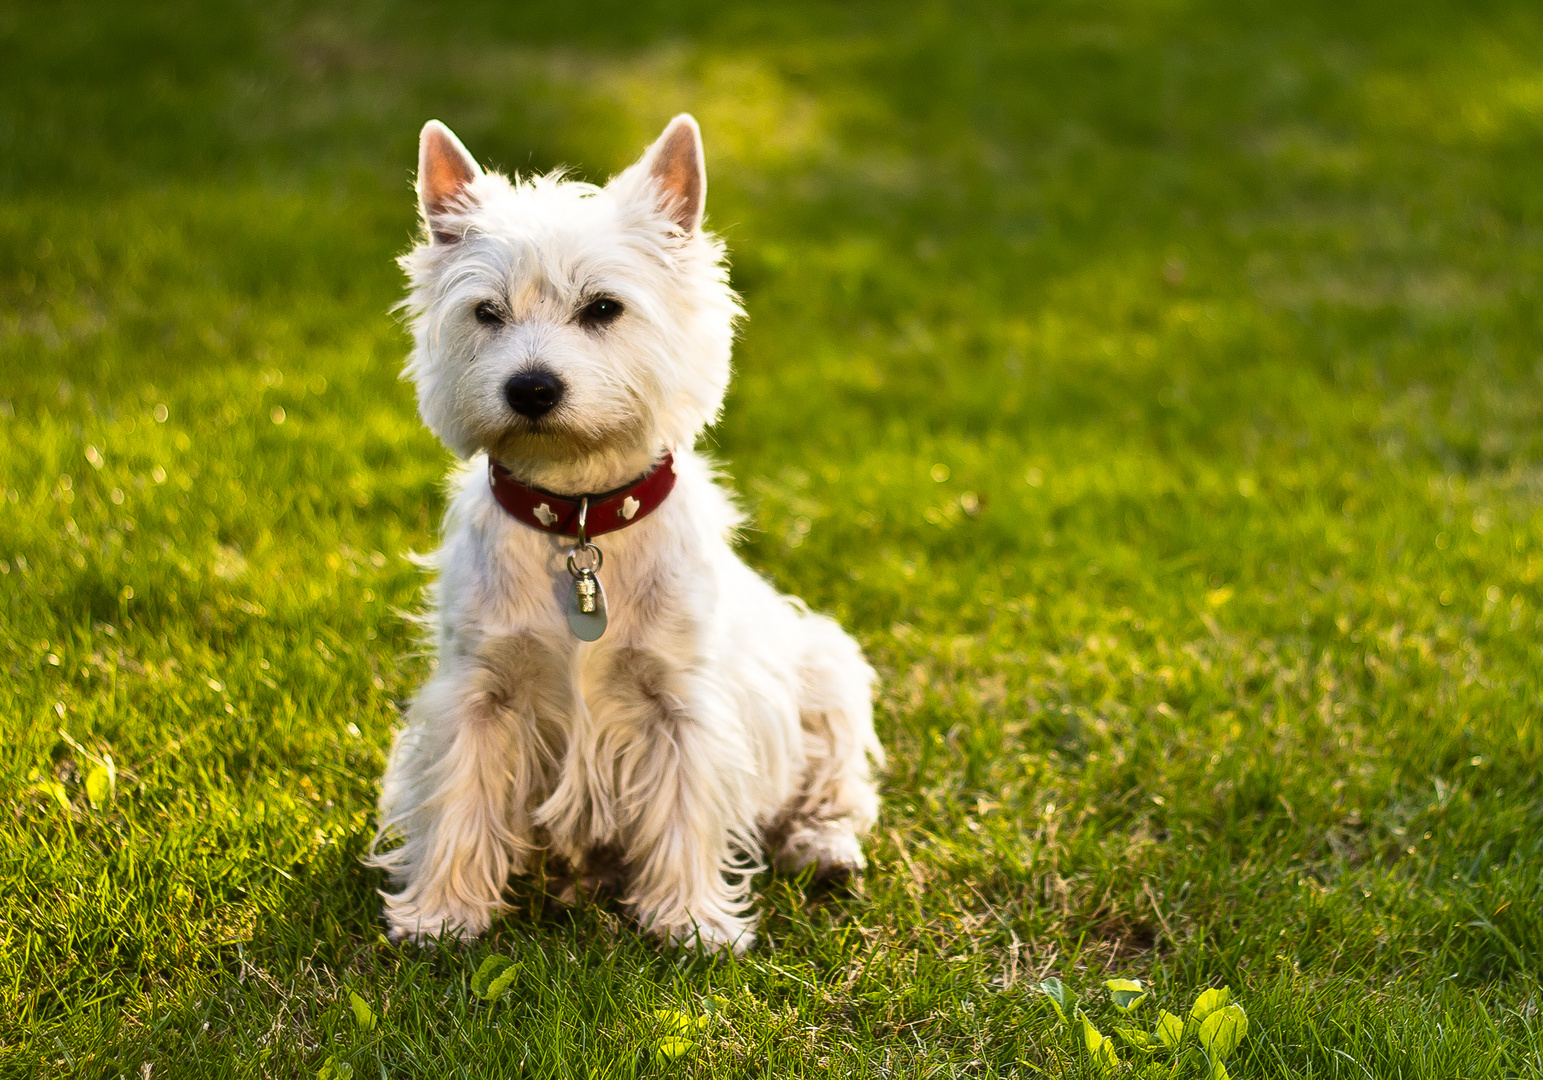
[418,121,483,244]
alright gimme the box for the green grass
[4,0,1543,1075]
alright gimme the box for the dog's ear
[418,120,484,244]
[637,114,706,233]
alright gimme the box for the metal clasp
[566,496,603,577]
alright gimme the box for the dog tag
[566,567,607,641]
[565,502,607,641]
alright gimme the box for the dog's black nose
[504,370,565,420]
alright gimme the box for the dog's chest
[459,567,694,741]
[443,480,707,779]
[481,630,688,853]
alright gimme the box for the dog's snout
[504,370,565,420]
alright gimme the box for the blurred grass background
[3,1,1543,1076]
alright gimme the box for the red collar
[488,454,677,538]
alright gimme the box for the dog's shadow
[234,831,864,984]
[507,845,866,947]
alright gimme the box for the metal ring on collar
[567,543,603,575]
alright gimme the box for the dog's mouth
[487,411,645,464]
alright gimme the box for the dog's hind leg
[769,612,882,882]
[367,638,564,943]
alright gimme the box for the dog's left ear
[636,114,706,233]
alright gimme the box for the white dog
[367,115,883,953]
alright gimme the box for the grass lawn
[4,0,1543,1075]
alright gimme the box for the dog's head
[399,116,740,486]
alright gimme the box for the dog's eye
[474,301,505,326]
[576,296,624,329]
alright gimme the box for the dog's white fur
[367,115,882,953]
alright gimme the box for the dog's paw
[385,923,441,948]
[385,921,472,947]
[381,898,491,946]
[772,820,866,883]
[650,914,757,956]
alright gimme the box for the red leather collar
[488,454,676,538]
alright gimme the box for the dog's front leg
[369,642,562,943]
[590,657,759,954]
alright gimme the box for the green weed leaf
[1039,977,1074,1022]
[1106,977,1146,1013]
[28,772,70,811]
[1198,1003,1248,1059]
[1078,1010,1120,1074]
[486,965,519,1003]
[652,1008,709,1035]
[1155,1009,1185,1048]
[471,955,515,1000]
[317,1057,353,1080]
[1115,1026,1154,1051]
[85,757,115,807]
[1190,987,1231,1023]
[347,991,375,1031]
[654,1036,697,1061]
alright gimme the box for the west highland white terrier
[367,115,883,953]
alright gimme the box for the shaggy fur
[367,115,883,953]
